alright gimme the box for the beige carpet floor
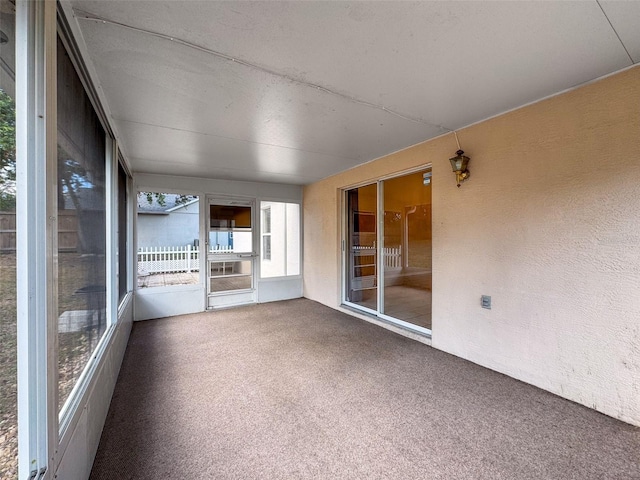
[90,298,639,479]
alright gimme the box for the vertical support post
[16,0,58,478]
[377,180,384,313]
[106,138,117,327]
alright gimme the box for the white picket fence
[137,245,199,274]
[352,245,402,269]
[138,244,401,276]
[137,245,235,275]
[383,246,402,268]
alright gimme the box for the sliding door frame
[341,164,432,337]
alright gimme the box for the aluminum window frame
[117,153,133,307]
[56,15,117,439]
[261,206,272,261]
[16,2,129,478]
[16,1,57,478]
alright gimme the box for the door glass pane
[208,203,253,294]
[346,184,377,311]
[57,36,108,414]
[209,205,252,254]
[136,192,199,288]
[382,169,432,329]
[209,260,252,292]
[0,1,16,476]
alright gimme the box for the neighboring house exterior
[137,194,199,248]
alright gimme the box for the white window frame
[117,154,134,313]
[261,206,272,261]
[135,190,202,289]
[57,13,118,438]
[16,1,57,478]
[259,201,301,279]
[17,2,125,477]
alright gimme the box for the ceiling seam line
[595,0,635,64]
[74,9,455,133]
[131,158,319,179]
[116,118,360,162]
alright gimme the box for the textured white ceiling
[68,1,639,185]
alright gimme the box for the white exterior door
[206,197,257,308]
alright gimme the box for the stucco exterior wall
[303,66,640,426]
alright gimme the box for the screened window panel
[137,192,199,288]
[57,36,107,414]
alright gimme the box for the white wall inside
[286,204,301,276]
[135,284,204,321]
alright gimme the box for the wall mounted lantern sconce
[449,149,470,187]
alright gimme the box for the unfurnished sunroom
[3,1,640,479]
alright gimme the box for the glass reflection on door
[344,169,432,331]
[208,204,253,295]
[346,184,378,311]
[381,170,432,329]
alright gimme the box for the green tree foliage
[138,192,196,208]
[143,191,167,206]
[0,89,16,211]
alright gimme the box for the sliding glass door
[381,171,432,329]
[345,168,432,332]
[346,183,378,312]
